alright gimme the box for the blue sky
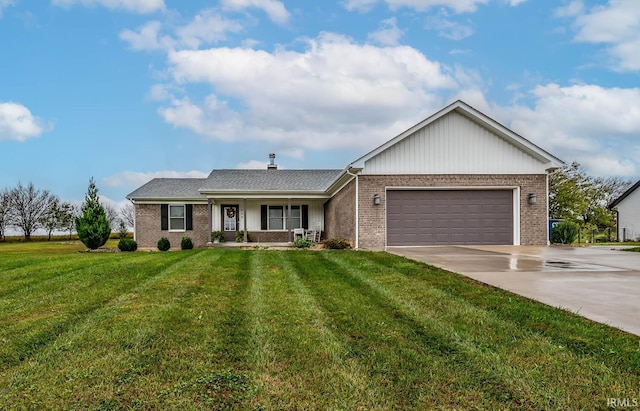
[1,0,639,210]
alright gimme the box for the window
[161,204,192,231]
[169,205,185,231]
[264,205,302,230]
[268,206,284,230]
[290,207,302,229]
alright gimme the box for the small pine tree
[118,220,128,239]
[76,178,112,250]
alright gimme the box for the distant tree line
[0,181,134,241]
[549,162,632,229]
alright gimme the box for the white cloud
[221,0,290,24]
[344,0,490,13]
[425,10,473,40]
[52,0,165,14]
[553,0,584,17]
[506,0,526,5]
[98,195,132,215]
[161,32,457,151]
[119,21,173,50]
[562,0,640,71]
[146,83,180,101]
[505,83,640,176]
[342,0,377,12]
[0,102,49,142]
[368,17,404,45]
[102,170,208,188]
[120,11,243,51]
[236,160,269,169]
[0,0,15,17]
[579,151,637,177]
[176,9,244,49]
[158,96,245,142]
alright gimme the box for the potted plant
[211,231,225,243]
[235,230,246,243]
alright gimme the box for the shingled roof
[200,169,343,192]
[126,178,206,200]
[127,169,344,200]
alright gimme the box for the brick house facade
[135,203,210,249]
[127,101,563,250]
[356,174,547,249]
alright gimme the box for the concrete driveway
[388,245,640,336]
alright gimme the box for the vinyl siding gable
[364,111,548,175]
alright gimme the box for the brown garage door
[387,190,513,246]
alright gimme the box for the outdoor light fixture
[528,193,537,205]
[373,193,381,205]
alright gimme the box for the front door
[221,204,239,242]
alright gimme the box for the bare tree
[0,188,10,241]
[39,196,62,241]
[58,202,78,240]
[104,203,119,230]
[601,176,634,206]
[120,202,135,229]
[8,182,56,241]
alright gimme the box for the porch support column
[287,198,292,243]
[207,199,212,243]
[243,198,248,243]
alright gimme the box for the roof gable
[609,179,640,209]
[349,100,564,173]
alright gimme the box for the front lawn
[0,246,638,409]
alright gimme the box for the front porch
[206,198,326,243]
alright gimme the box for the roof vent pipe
[267,153,277,170]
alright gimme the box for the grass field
[0,242,638,409]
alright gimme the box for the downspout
[346,167,359,249]
[131,200,136,242]
[546,173,550,245]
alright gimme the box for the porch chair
[293,228,305,240]
[306,228,321,243]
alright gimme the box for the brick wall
[356,174,548,249]
[324,178,356,244]
[135,203,210,249]
[247,231,290,243]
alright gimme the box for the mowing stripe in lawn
[330,251,640,409]
[0,249,637,410]
[361,251,640,378]
[286,251,469,409]
[325,252,556,408]
[0,254,112,294]
[0,252,186,369]
[248,251,385,409]
[364,252,640,374]
[139,250,255,409]
[0,251,218,408]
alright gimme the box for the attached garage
[386,190,514,246]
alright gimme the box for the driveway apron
[388,245,640,336]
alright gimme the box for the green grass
[0,246,638,409]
